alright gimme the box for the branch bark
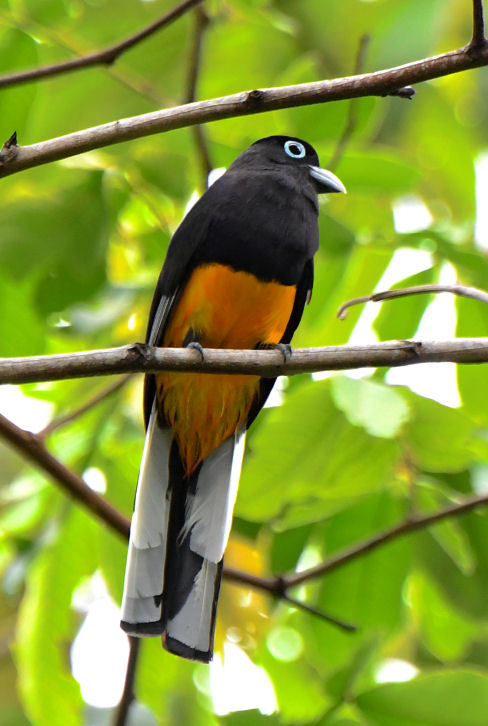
[2,39,488,177]
[0,0,204,91]
[1,339,488,385]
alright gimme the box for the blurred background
[1,0,488,724]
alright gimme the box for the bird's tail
[120,407,245,662]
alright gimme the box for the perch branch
[0,0,204,90]
[2,339,488,385]
[2,30,488,176]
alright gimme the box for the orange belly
[156,263,296,475]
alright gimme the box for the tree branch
[112,637,140,726]
[0,411,130,538]
[282,491,488,588]
[2,339,488,385]
[328,34,370,170]
[337,283,488,319]
[185,5,213,188]
[2,36,488,177]
[0,0,204,91]
[470,0,487,50]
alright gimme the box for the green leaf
[257,645,330,722]
[0,170,108,315]
[297,245,393,348]
[270,524,312,573]
[331,377,410,439]
[237,378,401,525]
[0,272,46,357]
[416,484,475,575]
[136,639,213,726]
[404,87,477,218]
[0,29,38,139]
[356,670,488,726]
[308,493,410,670]
[335,152,419,195]
[15,508,98,726]
[409,571,480,662]
[414,507,488,620]
[456,296,488,424]
[404,393,484,473]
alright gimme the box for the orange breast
[155,263,296,475]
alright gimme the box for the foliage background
[1,0,488,724]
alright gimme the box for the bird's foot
[256,341,293,362]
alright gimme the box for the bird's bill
[309,166,347,194]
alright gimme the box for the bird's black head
[229,136,346,195]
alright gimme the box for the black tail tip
[163,633,213,663]
[120,619,164,637]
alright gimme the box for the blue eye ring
[284,140,306,159]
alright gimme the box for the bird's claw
[275,343,292,362]
[186,340,205,361]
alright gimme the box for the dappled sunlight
[210,642,277,715]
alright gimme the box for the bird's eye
[284,140,306,159]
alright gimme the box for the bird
[120,135,346,662]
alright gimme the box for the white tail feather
[120,409,172,626]
[182,428,246,562]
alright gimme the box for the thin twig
[9,14,167,107]
[185,6,209,104]
[337,283,488,319]
[2,36,488,176]
[328,34,370,170]
[281,594,356,632]
[3,339,488,385]
[40,375,131,438]
[0,0,204,90]
[112,638,140,726]
[185,5,213,187]
[470,0,487,50]
[283,492,488,588]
